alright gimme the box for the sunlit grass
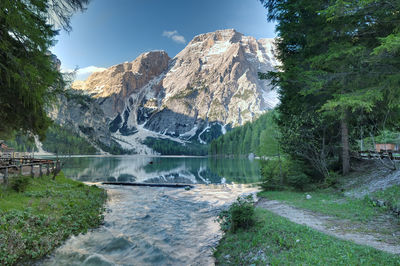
[214,208,400,265]
[258,190,380,222]
[0,173,107,265]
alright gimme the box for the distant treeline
[42,124,98,155]
[5,133,37,152]
[5,124,99,155]
[209,111,279,157]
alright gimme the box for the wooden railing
[0,157,60,184]
[358,150,400,161]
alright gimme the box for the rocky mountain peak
[72,51,169,99]
[61,29,278,154]
[71,50,169,118]
[189,29,243,45]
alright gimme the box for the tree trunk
[341,112,350,175]
[277,144,283,185]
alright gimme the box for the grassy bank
[0,173,107,265]
[258,190,378,222]
[214,208,400,265]
[259,186,400,222]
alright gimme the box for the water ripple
[40,184,258,266]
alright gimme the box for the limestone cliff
[67,29,278,154]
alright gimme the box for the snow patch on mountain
[208,40,231,56]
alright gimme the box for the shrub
[10,176,30,193]
[217,195,255,232]
[285,160,310,190]
[260,159,284,191]
[260,158,311,191]
[322,171,341,188]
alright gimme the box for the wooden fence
[358,151,400,161]
[0,157,60,184]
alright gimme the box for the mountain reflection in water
[58,156,261,184]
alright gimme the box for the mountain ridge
[52,29,278,154]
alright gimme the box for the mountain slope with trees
[209,111,279,157]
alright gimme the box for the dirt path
[256,198,400,255]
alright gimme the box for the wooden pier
[0,157,60,184]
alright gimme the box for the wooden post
[19,165,22,175]
[31,164,34,178]
[52,160,61,180]
[46,163,50,175]
[39,164,43,177]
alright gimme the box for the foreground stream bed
[37,156,261,265]
[40,184,258,265]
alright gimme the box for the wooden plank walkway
[0,157,60,184]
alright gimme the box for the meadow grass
[258,185,400,223]
[0,173,107,265]
[214,208,400,265]
[372,185,400,213]
[258,190,381,222]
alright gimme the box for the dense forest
[143,137,208,156]
[42,124,98,155]
[257,0,400,187]
[209,111,279,157]
[210,0,400,189]
[5,132,37,152]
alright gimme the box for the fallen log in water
[101,182,195,189]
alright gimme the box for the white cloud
[62,65,107,80]
[78,66,107,75]
[162,30,178,38]
[162,30,186,44]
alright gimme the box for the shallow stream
[39,156,261,265]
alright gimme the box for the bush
[285,160,310,190]
[260,158,311,191]
[322,171,341,188]
[10,176,30,193]
[260,159,284,191]
[217,195,255,232]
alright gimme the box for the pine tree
[0,0,89,140]
[260,0,400,176]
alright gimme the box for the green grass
[258,190,381,222]
[371,185,400,213]
[214,208,400,265]
[0,173,107,265]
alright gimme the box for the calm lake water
[39,156,261,266]
[53,155,261,184]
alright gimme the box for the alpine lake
[38,156,261,265]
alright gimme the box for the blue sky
[52,0,276,79]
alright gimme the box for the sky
[51,0,276,80]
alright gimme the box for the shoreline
[0,172,107,265]
[36,154,209,158]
